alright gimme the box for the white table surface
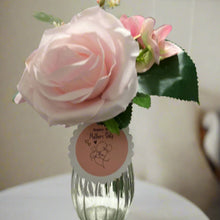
[0,174,209,220]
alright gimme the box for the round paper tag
[68,123,133,183]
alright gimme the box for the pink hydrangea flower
[120,15,182,72]
[120,15,145,40]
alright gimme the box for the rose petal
[95,74,138,122]
[102,27,139,100]
[72,6,123,30]
[33,92,105,126]
[41,44,91,74]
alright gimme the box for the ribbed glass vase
[71,163,134,220]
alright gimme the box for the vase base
[79,206,126,220]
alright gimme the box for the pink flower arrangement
[14,2,198,133]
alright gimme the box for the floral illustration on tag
[85,140,112,168]
[84,127,114,168]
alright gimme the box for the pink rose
[15,7,139,126]
[120,15,182,72]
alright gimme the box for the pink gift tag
[69,123,133,183]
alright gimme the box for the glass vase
[71,163,134,220]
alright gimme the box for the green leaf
[33,12,63,26]
[133,93,151,108]
[103,119,120,134]
[101,103,132,134]
[114,103,132,129]
[138,51,199,103]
